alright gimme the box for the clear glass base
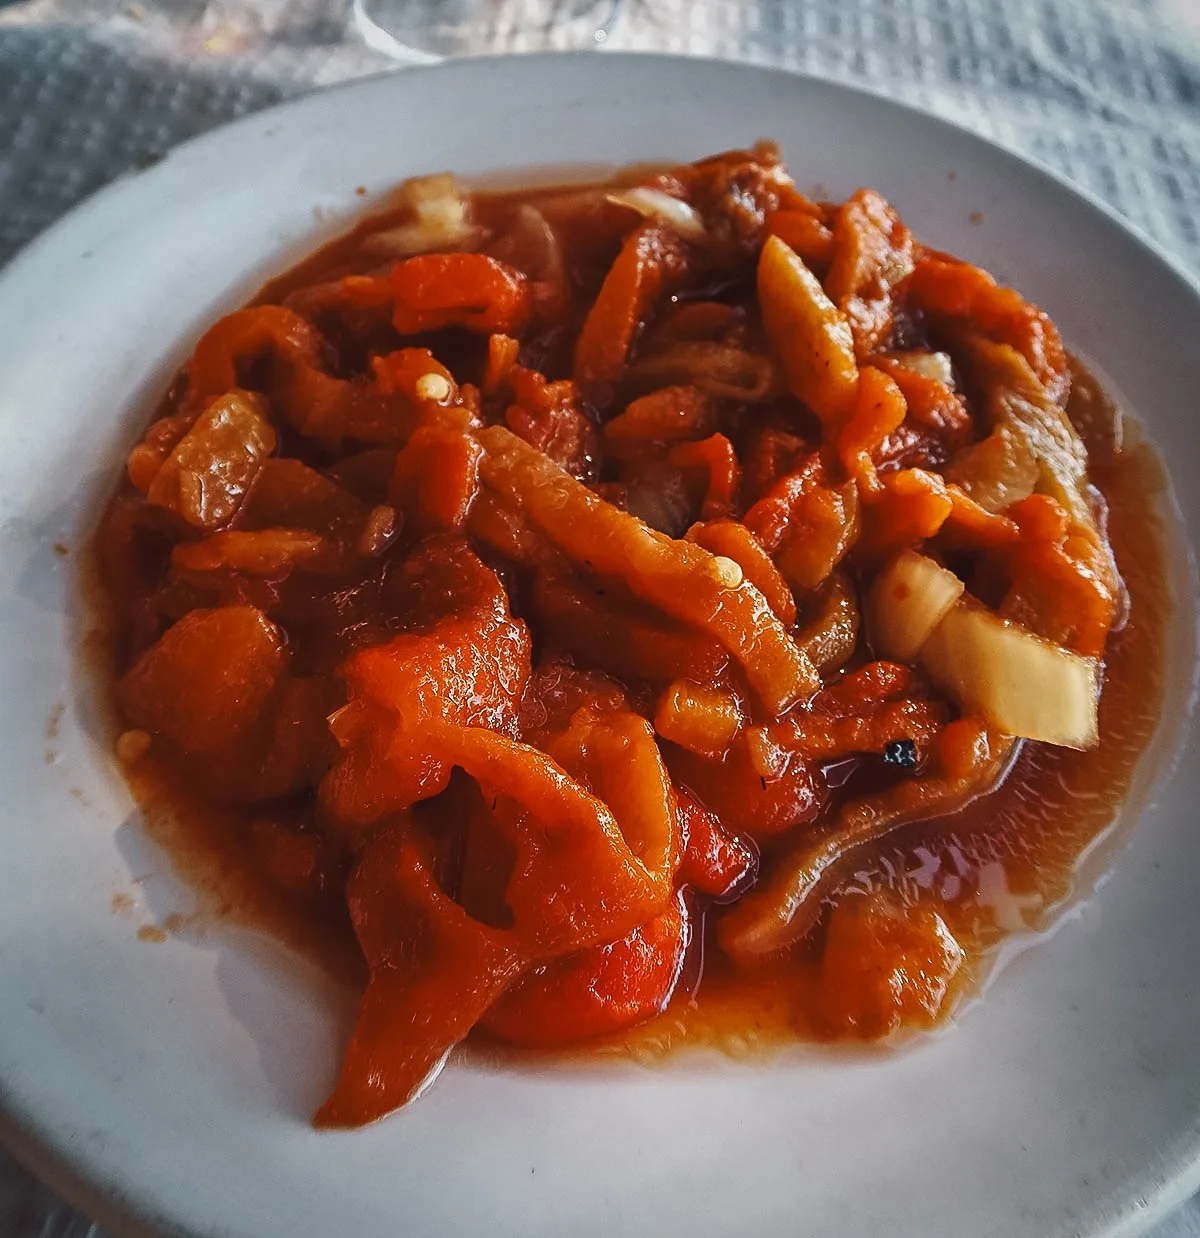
[353,0,624,59]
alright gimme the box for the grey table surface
[1,0,1199,1233]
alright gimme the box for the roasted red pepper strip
[390,253,532,335]
[315,825,524,1128]
[686,519,797,627]
[838,365,908,497]
[574,223,688,388]
[389,422,483,534]
[906,254,1069,402]
[824,188,915,354]
[764,209,835,266]
[435,721,677,947]
[668,433,742,519]
[183,305,450,447]
[480,893,691,1047]
[320,708,683,1125]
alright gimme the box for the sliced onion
[362,173,481,259]
[625,342,778,403]
[885,349,955,388]
[920,600,1100,749]
[606,187,706,242]
[867,550,964,663]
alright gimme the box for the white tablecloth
[0,0,1198,1232]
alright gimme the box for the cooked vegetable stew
[96,143,1170,1128]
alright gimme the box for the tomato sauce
[615,419,1173,1057]
[90,148,1174,1122]
[93,403,1172,1057]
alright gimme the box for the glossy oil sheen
[95,282,1172,1062]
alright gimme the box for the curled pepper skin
[315,825,525,1127]
[319,712,683,1125]
[574,223,689,389]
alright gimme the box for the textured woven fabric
[1,0,1198,272]
[1,0,1198,1233]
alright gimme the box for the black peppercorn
[883,738,918,769]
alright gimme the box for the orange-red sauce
[90,154,1173,1104]
[93,398,1171,1056]
[618,420,1172,1056]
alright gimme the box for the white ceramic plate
[0,53,1197,1238]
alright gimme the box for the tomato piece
[675,790,756,900]
[815,896,965,1039]
[119,605,286,768]
[667,739,824,844]
[481,893,690,1047]
[390,253,531,335]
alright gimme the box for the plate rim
[4,50,1199,303]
